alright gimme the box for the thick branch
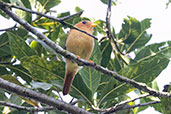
[106,0,124,55]
[0,1,170,99]
[0,100,54,112]
[0,78,92,114]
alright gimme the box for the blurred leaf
[100,0,116,5]
[37,0,61,11]
[0,89,7,101]
[33,17,60,30]
[7,32,37,59]
[75,6,83,12]
[160,85,171,114]
[135,41,171,61]
[0,33,11,57]
[100,40,112,67]
[94,20,106,35]
[80,40,101,94]
[98,57,169,106]
[31,81,53,90]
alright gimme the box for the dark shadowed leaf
[100,40,112,67]
[0,33,11,57]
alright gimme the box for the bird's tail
[62,71,76,95]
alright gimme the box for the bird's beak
[91,23,97,27]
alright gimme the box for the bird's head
[74,20,96,34]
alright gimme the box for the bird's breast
[66,30,94,60]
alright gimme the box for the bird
[62,20,96,95]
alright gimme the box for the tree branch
[0,1,170,99]
[106,0,124,55]
[104,101,160,114]
[0,100,55,112]
[0,78,92,114]
[93,93,151,113]
[0,2,98,40]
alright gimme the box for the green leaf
[135,41,171,60]
[0,74,24,87]
[37,0,61,11]
[160,85,171,114]
[75,6,83,12]
[8,32,37,59]
[94,20,106,35]
[140,18,151,31]
[100,40,112,67]
[8,64,32,84]
[118,17,151,53]
[0,33,11,57]
[0,89,7,101]
[98,57,169,106]
[80,40,101,94]
[71,73,93,105]
[21,56,65,81]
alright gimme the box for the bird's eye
[82,21,87,24]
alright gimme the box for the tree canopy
[0,0,170,114]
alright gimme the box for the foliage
[0,0,171,114]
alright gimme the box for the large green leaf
[135,41,171,61]
[0,33,11,57]
[70,73,93,105]
[37,0,61,11]
[98,57,169,106]
[21,56,65,81]
[8,32,37,59]
[118,17,152,53]
[79,40,101,94]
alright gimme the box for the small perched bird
[62,20,96,95]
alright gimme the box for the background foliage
[0,0,171,114]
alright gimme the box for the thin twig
[0,100,55,112]
[1,2,98,40]
[106,0,124,55]
[0,24,17,32]
[93,93,151,113]
[0,2,170,99]
[104,101,160,114]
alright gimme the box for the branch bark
[0,1,170,99]
[0,78,92,114]
[106,0,124,55]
